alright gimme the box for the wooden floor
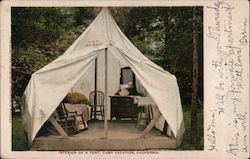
[32,120,177,150]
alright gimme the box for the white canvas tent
[22,7,185,147]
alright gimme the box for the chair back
[89,91,104,106]
[56,103,67,118]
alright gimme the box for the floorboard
[32,120,176,150]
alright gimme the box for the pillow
[64,92,89,104]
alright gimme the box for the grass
[12,115,29,151]
[178,106,204,150]
[12,106,203,151]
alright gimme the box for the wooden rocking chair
[56,102,87,133]
[55,103,78,134]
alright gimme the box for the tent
[22,7,185,148]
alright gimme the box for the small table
[109,96,138,120]
[135,96,155,129]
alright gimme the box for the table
[135,96,155,129]
[109,96,138,120]
[136,96,170,135]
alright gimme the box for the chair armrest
[67,110,85,117]
[65,110,78,116]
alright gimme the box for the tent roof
[22,8,185,146]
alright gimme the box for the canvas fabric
[22,8,185,146]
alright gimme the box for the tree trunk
[191,32,198,144]
[163,11,169,69]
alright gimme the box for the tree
[112,7,203,108]
[157,7,203,145]
[11,7,97,108]
[190,8,202,145]
[191,31,198,144]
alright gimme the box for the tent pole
[104,48,108,138]
[94,58,97,120]
[94,58,97,91]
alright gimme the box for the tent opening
[37,47,172,139]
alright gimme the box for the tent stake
[104,48,108,138]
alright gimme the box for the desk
[109,96,138,120]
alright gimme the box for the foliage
[111,7,203,105]
[11,8,91,105]
[12,7,203,107]
[64,92,89,104]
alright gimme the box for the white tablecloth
[134,96,172,136]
